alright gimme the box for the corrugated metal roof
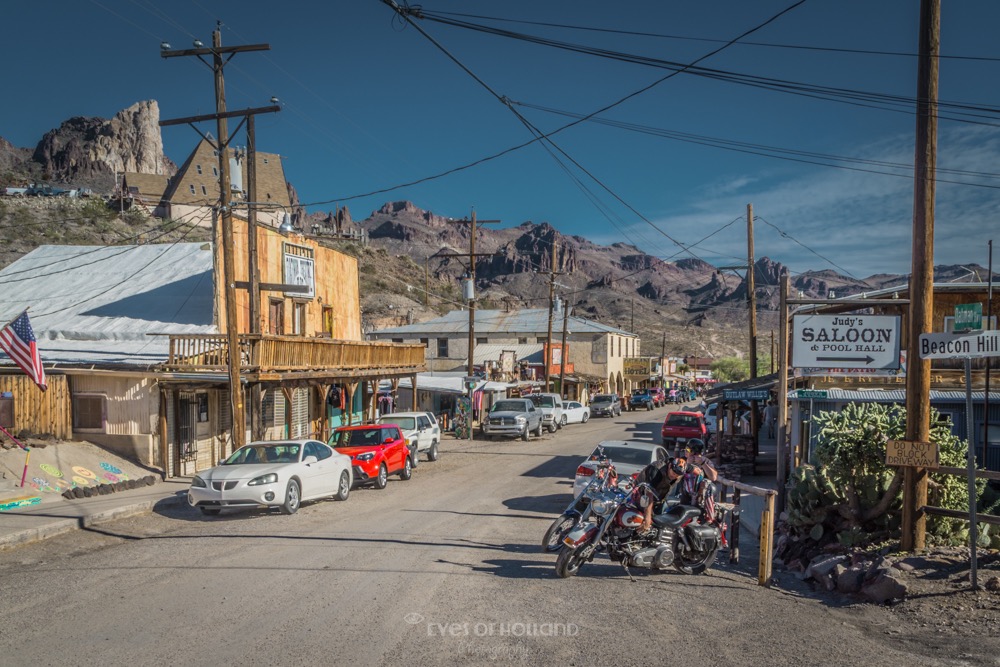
[788,388,1000,402]
[374,308,636,337]
[0,243,217,367]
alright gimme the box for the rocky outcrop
[32,101,171,184]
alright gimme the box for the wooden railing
[163,333,425,373]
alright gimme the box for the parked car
[660,410,708,452]
[628,389,656,411]
[482,398,543,441]
[330,424,412,489]
[699,402,720,435]
[561,401,590,425]
[187,439,353,516]
[590,393,621,418]
[573,440,669,496]
[528,392,564,433]
[376,411,441,462]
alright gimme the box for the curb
[0,492,187,551]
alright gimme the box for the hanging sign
[792,314,901,369]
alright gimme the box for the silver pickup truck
[481,398,544,441]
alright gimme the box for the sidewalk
[721,430,779,540]
[0,477,190,550]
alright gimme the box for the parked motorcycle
[554,482,721,579]
[541,454,625,552]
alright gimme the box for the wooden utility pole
[545,240,560,391]
[747,203,760,448]
[661,331,667,387]
[902,0,940,552]
[776,273,790,514]
[161,26,273,451]
[770,330,776,374]
[424,256,429,307]
[559,299,570,398]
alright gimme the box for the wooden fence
[0,374,72,440]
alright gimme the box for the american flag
[0,310,47,391]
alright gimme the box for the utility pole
[661,331,666,387]
[544,240,564,392]
[770,330,776,374]
[441,212,499,377]
[747,203,760,449]
[161,25,274,451]
[559,298,570,398]
[424,256,429,307]
[902,0,939,552]
[776,273,790,514]
[984,240,993,467]
[630,297,635,333]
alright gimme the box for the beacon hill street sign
[792,314,901,370]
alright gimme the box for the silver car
[481,398,544,441]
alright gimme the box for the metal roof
[0,243,217,367]
[373,308,636,337]
[788,388,1000,402]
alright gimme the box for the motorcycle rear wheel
[673,545,719,575]
[555,545,588,578]
[542,515,577,552]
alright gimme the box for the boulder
[861,573,908,604]
[838,566,867,594]
[806,554,848,580]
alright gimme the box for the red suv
[660,411,707,453]
[330,424,412,489]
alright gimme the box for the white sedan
[187,439,353,516]
[573,440,669,496]
[560,401,590,425]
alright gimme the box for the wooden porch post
[345,382,359,425]
[158,387,169,479]
[410,373,418,411]
[317,383,330,443]
[281,387,293,438]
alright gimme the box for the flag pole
[0,308,28,332]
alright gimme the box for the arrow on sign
[816,355,875,364]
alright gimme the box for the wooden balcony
[162,334,426,380]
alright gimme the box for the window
[420,338,429,347]
[477,337,488,344]
[188,184,196,195]
[196,165,202,175]
[537,337,546,344]
[212,166,218,176]
[263,157,269,164]
[437,338,449,357]
[201,185,207,195]
[392,338,403,343]
[269,299,285,335]
[197,393,209,423]
[213,149,219,157]
[292,301,307,335]
[518,337,528,344]
[73,395,105,431]
[304,441,332,461]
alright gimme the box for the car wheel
[560,415,568,427]
[427,441,439,461]
[534,421,543,437]
[374,464,388,489]
[548,423,558,434]
[199,507,221,516]
[582,413,589,423]
[647,403,653,411]
[400,456,413,480]
[280,479,301,515]
[334,470,351,501]
[521,427,530,441]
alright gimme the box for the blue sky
[4,1,1000,280]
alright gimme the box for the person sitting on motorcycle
[639,457,715,532]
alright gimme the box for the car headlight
[191,475,207,488]
[515,416,526,424]
[248,473,278,486]
[355,452,375,461]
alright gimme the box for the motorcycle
[541,453,627,552]
[554,482,722,579]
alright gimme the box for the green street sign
[797,390,829,400]
[954,303,983,332]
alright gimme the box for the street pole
[661,331,666,388]
[776,273,790,515]
[468,210,477,379]
[984,239,993,467]
[559,299,569,398]
[747,203,760,450]
[545,240,558,392]
[902,0,940,552]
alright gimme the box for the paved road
[0,408,988,666]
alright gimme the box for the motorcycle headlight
[247,473,278,486]
[355,452,375,461]
[191,475,207,488]
[592,497,615,517]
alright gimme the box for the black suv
[590,393,621,417]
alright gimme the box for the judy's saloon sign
[792,314,901,370]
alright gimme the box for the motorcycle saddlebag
[687,524,719,552]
